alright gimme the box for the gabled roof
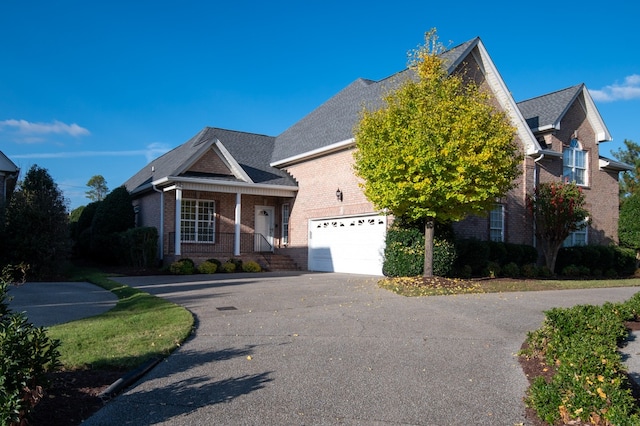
[0,150,19,174]
[517,84,612,143]
[272,37,541,166]
[125,127,297,195]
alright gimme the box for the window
[282,203,290,245]
[181,199,215,242]
[563,219,588,247]
[563,138,587,185]
[489,205,504,242]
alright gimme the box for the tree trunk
[423,217,435,277]
[541,239,561,274]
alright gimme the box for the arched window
[563,138,587,185]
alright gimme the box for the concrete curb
[99,357,162,400]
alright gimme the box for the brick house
[0,150,19,210]
[125,37,630,274]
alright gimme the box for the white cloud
[10,143,171,162]
[590,74,640,102]
[0,119,90,138]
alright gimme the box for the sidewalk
[7,281,117,327]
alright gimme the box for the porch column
[234,192,241,256]
[174,184,182,256]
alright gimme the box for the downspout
[152,185,164,261]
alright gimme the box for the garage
[308,214,387,275]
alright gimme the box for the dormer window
[563,138,587,186]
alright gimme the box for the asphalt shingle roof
[271,38,480,164]
[516,84,584,132]
[124,127,296,194]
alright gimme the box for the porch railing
[167,232,273,256]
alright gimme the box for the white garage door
[308,214,387,275]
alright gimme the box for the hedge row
[382,224,539,278]
[383,223,638,278]
[556,245,637,278]
[523,293,640,424]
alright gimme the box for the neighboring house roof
[0,150,19,174]
[272,37,541,166]
[125,127,297,196]
[517,84,612,143]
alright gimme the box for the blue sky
[2,1,639,210]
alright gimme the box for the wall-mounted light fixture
[336,188,343,202]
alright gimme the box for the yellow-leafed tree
[354,30,521,277]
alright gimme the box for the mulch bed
[28,369,125,426]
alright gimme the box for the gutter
[270,138,355,168]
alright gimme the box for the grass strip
[47,268,194,370]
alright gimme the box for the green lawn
[47,269,194,370]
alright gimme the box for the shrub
[228,258,243,270]
[521,263,538,278]
[454,239,489,275]
[523,300,640,424]
[502,262,519,278]
[242,261,262,272]
[484,261,501,278]
[561,264,581,277]
[90,187,135,263]
[432,238,456,277]
[1,266,61,424]
[220,261,236,273]
[206,259,222,269]
[537,265,552,278]
[197,261,217,274]
[170,258,196,275]
[120,227,158,268]
[382,226,424,277]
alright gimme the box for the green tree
[353,30,521,277]
[619,191,640,267]
[527,181,589,273]
[90,186,134,262]
[4,165,69,279]
[612,139,640,198]
[85,175,108,202]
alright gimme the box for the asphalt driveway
[83,273,640,425]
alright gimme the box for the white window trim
[489,204,505,242]
[563,218,589,247]
[563,139,588,186]
[281,203,290,246]
[181,199,216,243]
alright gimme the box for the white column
[158,190,164,260]
[175,185,182,256]
[234,192,241,256]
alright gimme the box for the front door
[254,206,275,251]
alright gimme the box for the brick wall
[188,149,233,176]
[536,96,619,244]
[282,148,378,269]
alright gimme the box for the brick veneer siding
[536,96,620,244]
[188,149,234,176]
[281,147,380,269]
